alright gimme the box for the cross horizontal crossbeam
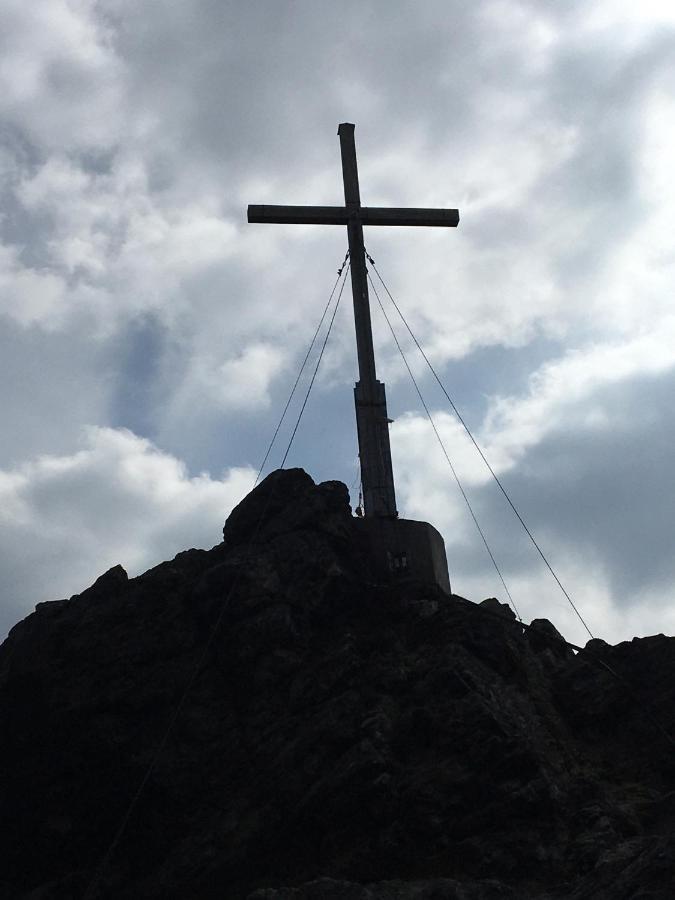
[248,205,459,228]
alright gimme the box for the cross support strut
[248,123,459,519]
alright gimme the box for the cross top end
[247,120,458,228]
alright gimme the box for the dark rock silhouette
[1,469,674,899]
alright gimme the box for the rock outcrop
[0,469,674,899]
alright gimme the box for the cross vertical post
[337,123,397,518]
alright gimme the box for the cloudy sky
[2,0,675,645]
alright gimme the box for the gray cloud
[491,368,675,602]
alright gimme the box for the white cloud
[0,0,126,150]
[0,243,69,328]
[216,343,286,410]
[3,150,247,335]
[153,340,290,459]
[583,0,675,30]
[392,320,675,509]
[482,321,675,470]
[0,426,253,639]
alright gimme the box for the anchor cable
[366,250,594,641]
[367,271,522,622]
[279,260,350,468]
[254,251,349,485]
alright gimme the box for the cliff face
[1,469,674,900]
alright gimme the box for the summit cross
[248,123,459,518]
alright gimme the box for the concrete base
[355,517,451,594]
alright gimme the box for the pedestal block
[355,517,451,594]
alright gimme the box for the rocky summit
[1,469,674,900]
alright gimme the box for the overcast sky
[2,0,675,645]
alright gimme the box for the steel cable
[254,251,349,485]
[366,250,594,640]
[368,271,522,622]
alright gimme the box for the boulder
[223,468,352,547]
[527,617,574,659]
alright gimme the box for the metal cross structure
[248,123,459,518]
